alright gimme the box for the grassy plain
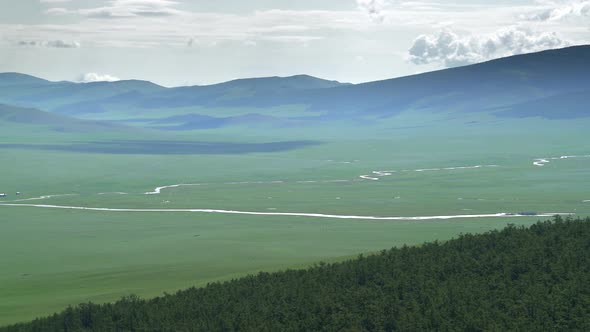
[0,208,544,325]
[1,112,589,325]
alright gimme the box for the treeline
[4,216,590,331]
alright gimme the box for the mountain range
[1,45,589,131]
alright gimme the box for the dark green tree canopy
[4,216,590,331]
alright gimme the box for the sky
[0,0,588,86]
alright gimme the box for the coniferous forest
[3,216,590,331]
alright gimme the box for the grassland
[1,111,589,325]
[0,208,545,325]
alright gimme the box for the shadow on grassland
[0,140,322,155]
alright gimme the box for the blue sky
[0,0,588,86]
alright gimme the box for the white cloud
[46,0,183,18]
[46,40,80,48]
[17,41,40,47]
[17,39,80,48]
[408,26,570,67]
[356,0,387,23]
[80,73,121,82]
[40,0,73,3]
[45,7,70,15]
[526,1,590,21]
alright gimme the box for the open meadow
[1,110,589,325]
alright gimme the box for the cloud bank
[408,26,570,67]
[527,1,590,21]
[46,0,182,18]
[80,73,120,82]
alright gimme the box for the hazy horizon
[1,0,589,86]
[5,43,589,88]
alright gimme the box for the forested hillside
[4,217,590,331]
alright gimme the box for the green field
[1,111,589,325]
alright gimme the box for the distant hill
[3,217,590,331]
[0,104,124,132]
[493,89,590,119]
[213,74,348,90]
[139,74,349,109]
[0,74,349,121]
[0,45,588,128]
[140,45,590,118]
[13,80,164,104]
[0,73,50,86]
[0,76,166,115]
[290,45,590,116]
